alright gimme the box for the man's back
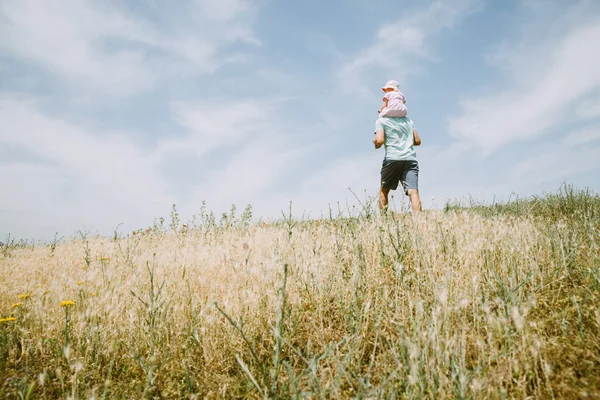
[375,117,416,161]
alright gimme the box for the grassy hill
[1,186,599,398]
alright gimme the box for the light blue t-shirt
[375,117,416,161]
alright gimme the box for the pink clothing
[380,91,407,118]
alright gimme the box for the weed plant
[0,187,599,398]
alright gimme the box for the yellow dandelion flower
[76,281,84,285]
[91,293,97,297]
[18,293,30,299]
[12,303,22,308]
[60,300,76,307]
[0,317,16,323]
[99,257,110,261]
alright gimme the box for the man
[373,116,422,213]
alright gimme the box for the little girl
[378,80,407,118]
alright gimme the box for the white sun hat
[382,80,400,91]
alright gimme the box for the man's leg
[401,161,421,213]
[407,189,422,213]
[379,187,390,211]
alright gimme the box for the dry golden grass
[1,188,599,398]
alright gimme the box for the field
[1,186,599,399]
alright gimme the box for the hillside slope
[1,187,599,398]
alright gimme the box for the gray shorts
[381,159,419,194]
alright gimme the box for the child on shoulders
[378,80,407,118]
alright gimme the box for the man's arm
[413,128,421,146]
[374,128,385,149]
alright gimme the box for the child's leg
[378,98,388,114]
[381,108,407,118]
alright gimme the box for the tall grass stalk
[0,187,598,398]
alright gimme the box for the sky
[1,0,600,240]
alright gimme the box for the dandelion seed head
[438,288,448,306]
[543,362,552,376]
[38,372,46,386]
[63,346,71,360]
[71,362,83,373]
[470,378,483,392]
[511,306,524,332]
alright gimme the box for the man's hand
[413,128,421,146]
[374,128,384,149]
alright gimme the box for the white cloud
[0,100,160,196]
[262,151,387,219]
[509,141,600,185]
[448,8,600,153]
[0,0,260,97]
[155,99,276,159]
[154,97,320,216]
[2,0,599,240]
[0,163,66,212]
[416,134,600,209]
[339,0,482,95]
[565,125,600,146]
[0,99,174,237]
[192,0,257,25]
[182,138,314,216]
[0,94,321,238]
[575,93,600,120]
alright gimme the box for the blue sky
[1,0,600,240]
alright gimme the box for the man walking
[373,116,422,213]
